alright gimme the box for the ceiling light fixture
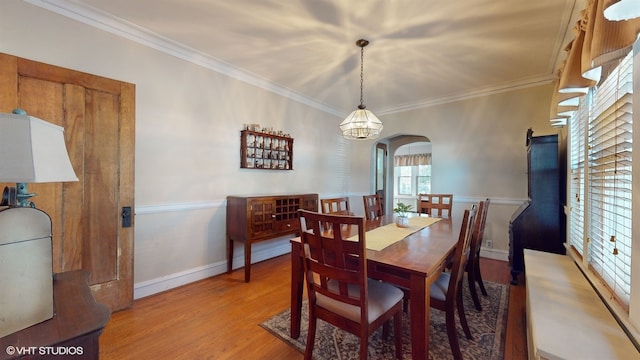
[340,39,383,140]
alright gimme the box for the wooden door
[0,53,135,311]
[375,143,387,215]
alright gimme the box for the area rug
[260,280,509,360]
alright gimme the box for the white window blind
[587,51,633,305]
[568,96,588,255]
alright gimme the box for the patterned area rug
[260,280,509,359]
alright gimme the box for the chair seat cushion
[430,271,451,302]
[317,279,403,324]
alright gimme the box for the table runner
[350,216,442,251]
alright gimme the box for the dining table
[289,212,461,360]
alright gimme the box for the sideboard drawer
[275,219,297,232]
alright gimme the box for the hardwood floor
[99,255,527,359]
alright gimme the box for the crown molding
[376,75,554,116]
[27,0,557,118]
[25,0,344,117]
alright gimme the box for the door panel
[62,83,86,271]
[17,76,66,270]
[376,143,387,215]
[85,89,120,284]
[0,53,135,311]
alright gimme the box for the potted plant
[393,202,412,228]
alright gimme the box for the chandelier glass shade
[340,106,383,140]
[340,39,383,140]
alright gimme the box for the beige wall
[345,86,560,256]
[402,87,560,252]
[1,0,560,298]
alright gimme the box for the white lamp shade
[0,113,78,183]
[558,96,581,107]
[550,118,568,128]
[339,109,383,140]
[604,0,640,21]
[557,107,577,116]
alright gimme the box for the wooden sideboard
[0,270,110,360]
[226,194,318,282]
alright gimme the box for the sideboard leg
[244,241,252,282]
[227,236,234,274]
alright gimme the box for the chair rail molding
[135,200,225,215]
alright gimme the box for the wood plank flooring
[99,255,527,359]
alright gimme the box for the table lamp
[0,109,78,337]
[0,109,78,207]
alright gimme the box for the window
[393,151,431,198]
[567,50,633,306]
[396,164,431,196]
[397,166,412,195]
[587,52,633,305]
[417,165,431,194]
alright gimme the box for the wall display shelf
[226,193,318,282]
[240,130,293,170]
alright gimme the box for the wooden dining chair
[362,194,383,220]
[321,197,354,230]
[430,207,477,360]
[320,197,353,216]
[467,198,491,311]
[298,210,404,360]
[419,194,453,218]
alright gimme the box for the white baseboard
[480,247,509,262]
[134,243,508,299]
[133,243,291,299]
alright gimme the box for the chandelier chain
[360,44,364,107]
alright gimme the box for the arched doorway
[376,135,431,213]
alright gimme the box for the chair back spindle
[320,197,353,229]
[419,194,453,218]
[467,198,491,310]
[362,194,383,220]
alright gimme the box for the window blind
[568,96,588,255]
[587,51,633,305]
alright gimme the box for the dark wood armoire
[509,129,566,284]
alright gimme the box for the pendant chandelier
[340,39,383,140]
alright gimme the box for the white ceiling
[30,0,583,116]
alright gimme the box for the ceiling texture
[29,0,584,117]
